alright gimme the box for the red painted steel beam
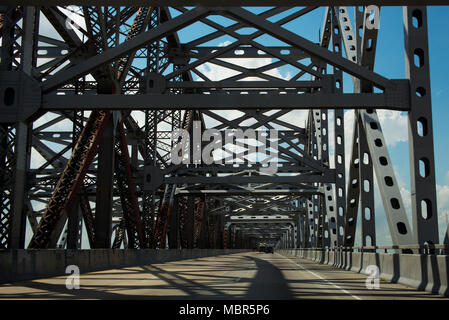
[28,111,111,248]
[79,188,95,248]
[117,121,144,248]
[193,198,205,248]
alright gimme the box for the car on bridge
[265,246,274,254]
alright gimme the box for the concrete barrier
[279,249,449,297]
[0,249,249,284]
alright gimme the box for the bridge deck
[0,251,446,300]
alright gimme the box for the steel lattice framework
[0,2,448,252]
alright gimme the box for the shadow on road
[244,255,293,299]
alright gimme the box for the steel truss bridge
[0,1,448,266]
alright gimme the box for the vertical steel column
[404,6,439,246]
[314,107,333,248]
[143,110,157,248]
[354,6,364,63]
[8,7,37,248]
[215,213,224,249]
[307,113,319,247]
[176,196,185,248]
[0,8,19,69]
[142,8,161,248]
[231,226,236,249]
[186,196,195,248]
[344,120,360,246]
[222,223,227,249]
[9,123,29,248]
[67,197,82,249]
[0,125,14,248]
[299,200,310,248]
[357,5,379,248]
[237,229,243,248]
[116,121,144,248]
[358,116,376,246]
[192,198,203,248]
[337,6,361,248]
[297,213,304,248]
[168,196,179,248]
[0,16,17,238]
[306,198,315,247]
[304,117,313,248]
[291,223,296,248]
[209,215,217,249]
[340,6,380,248]
[94,113,116,248]
[323,184,338,247]
[316,195,324,247]
[355,5,413,250]
[71,76,90,248]
[199,204,209,248]
[66,108,85,249]
[80,192,95,248]
[331,7,346,247]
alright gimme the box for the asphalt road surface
[0,251,447,300]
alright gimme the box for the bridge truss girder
[0,3,445,252]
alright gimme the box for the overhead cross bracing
[0,3,448,254]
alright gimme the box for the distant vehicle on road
[265,246,274,254]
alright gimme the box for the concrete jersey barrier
[279,248,449,297]
[0,249,249,284]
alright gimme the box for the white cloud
[376,223,393,246]
[437,184,449,214]
[437,184,449,242]
[277,110,309,130]
[30,149,48,169]
[392,166,412,215]
[377,110,408,147]
[343,110,356,172]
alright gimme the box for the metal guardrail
[292,244,449,255]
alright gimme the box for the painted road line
[277,253,362,300]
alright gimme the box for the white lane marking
[277,253,362,300]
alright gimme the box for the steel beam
[41,7,211,92]
[168,196,179,248]
[42,89,410,111]
[0,4,445,254]
[344,119,360,247]
[359,110,415,248]
[331,7,346,247]
[358,116,376,246]
[404,6,439,246]
[8,7,38,248]
[7,1,449,7]
[93,114,116,248]
[186,196,195,248]
[66,197,82,249]
[226,7,395,90]
[28,111,111,248]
